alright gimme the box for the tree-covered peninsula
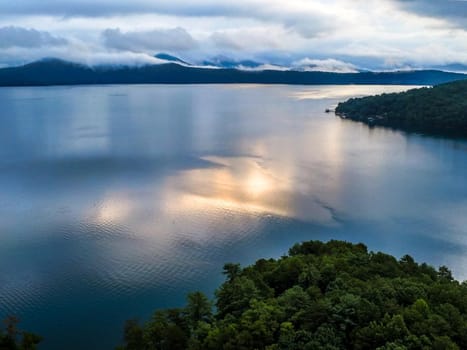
[335,79,467,138]
[118,240,467,350]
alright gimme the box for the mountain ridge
[0,59,465,87]
[154,53,190,65]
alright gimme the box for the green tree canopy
[118,240,467,349]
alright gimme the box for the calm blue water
[0,84,466,349]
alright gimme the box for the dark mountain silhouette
[0,58,465,87]
[154,53,190,65]
[432,63,467,73]
[202,56,263,68]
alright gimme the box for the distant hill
[154,53,190,65]
[335,79,467,137]
[0,59,466,87]
[432,63,467,74]
[201,56,263,69]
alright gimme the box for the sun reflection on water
[164,156,290,218]
[290,85,421,100]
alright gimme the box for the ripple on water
[1,85,466,350]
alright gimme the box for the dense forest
[118,240,467,350]
[335,79,467,137]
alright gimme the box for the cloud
[237,64,289,71]
[0,45,169,68]
[0,1,248,18]
[102,27,197,52]
[0,32,172,68]
[0,1,335,38]
[392,0,467,28]
[210,28,286,50]
[0,1,466,70]
[292,58,359,73]
[210,32,244,50]
[66,51,167,66]
[0,26,67,49]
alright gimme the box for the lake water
[0,84,466,349]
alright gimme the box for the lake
[0,84,466,349]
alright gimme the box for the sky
[0,0,466,71]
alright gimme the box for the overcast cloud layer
[0,0,466,71]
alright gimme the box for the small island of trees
[118,240,467,350]
[335,79,467,138]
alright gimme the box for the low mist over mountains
[152,53,360,72]
[0,55,465,87]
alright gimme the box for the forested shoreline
[335,79,467,138]
[117,240,467,350]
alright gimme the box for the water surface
[0,84,466,349]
